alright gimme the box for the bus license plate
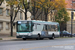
[22,36,25,38]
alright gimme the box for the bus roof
[32,20,59,25]
[17,20,59,25]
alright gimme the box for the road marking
[20,43,75,50]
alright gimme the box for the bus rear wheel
[36,37,40,40]
[49,34,55,39]
[23,38,26,40]
[40,38,44,40]
[36,38,43,40]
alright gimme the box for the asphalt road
[0,38,75,50]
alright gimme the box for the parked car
[72,34,75,37]
[60,31,72,37]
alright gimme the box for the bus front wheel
[36,34,41,40]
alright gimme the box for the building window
[0,8,3,15]
[20,12,23,20]
[6,23,9,30]
[0,22,3,30]
[6,9,9,16]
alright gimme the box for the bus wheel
[36,34,40,40]
[36,37,40,40]
[23,38,26,40]
[49,34,55,39]
[40,38,44,40]
[36,38,38,40]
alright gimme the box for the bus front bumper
[16,35,38,38]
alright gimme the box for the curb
[0,37,75,41]
[1,37,17,41]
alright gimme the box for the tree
[18,0,30,20]
[29,0,44,20]
[6,0,31,36]
[6,0,20,36]
[30,0,67,21]
[30,0,54,21]
[30,0,38,20]
[0,0,4,5]
[53,0,66,10]
[49,0,67,21]
[55,8,70,31]
[30,0,69,31]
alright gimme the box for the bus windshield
[17,21,31,32]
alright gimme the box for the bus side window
[57,24,60,31]
[43,25,47,31]
[51,25,58,31]
[32,23,37,31]
[37,24,43,31]
[55,25,58,31]
[51,25,55,31]
[45,25,47,31]
[43,25,45,31]
[47,25,51,31]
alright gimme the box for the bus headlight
[28,33,32,36]
[17,33,19,36]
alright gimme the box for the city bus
[16,20,60,40]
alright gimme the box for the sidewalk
[0,33,75,41]
[0,33,17,41]
[2,37,17,40]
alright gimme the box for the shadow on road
[10,38,55,41]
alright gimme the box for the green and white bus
[16,20,60,40]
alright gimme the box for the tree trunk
[25,8,27,20]
[10,5,14,36]
[13,5,20,22]
[33,1,35,20]
[45,9,48,21]
[23,0,27,20]
[45,13,47,21]
[10,16,13,36]
[0,2,2,6]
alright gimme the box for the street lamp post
[71,0,75,37]
[71,0,73,37]
[71,12,73,37]
[33,0,35,20]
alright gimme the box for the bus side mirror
[13,23,16,26]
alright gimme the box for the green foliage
[30,0,54,20]
[0,0,4,5]
[6,0,19,6]
[33,0,53,11]
[31,0,67,12]
[55,8,70,23]
[55,8,70,31]
[53,0,67,11]
[30,0,67,20]
[1,0,4,2]
[18,0,31,10]
[0,38,2,40]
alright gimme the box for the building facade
[0,0,31,34]
[65,0,75,33]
